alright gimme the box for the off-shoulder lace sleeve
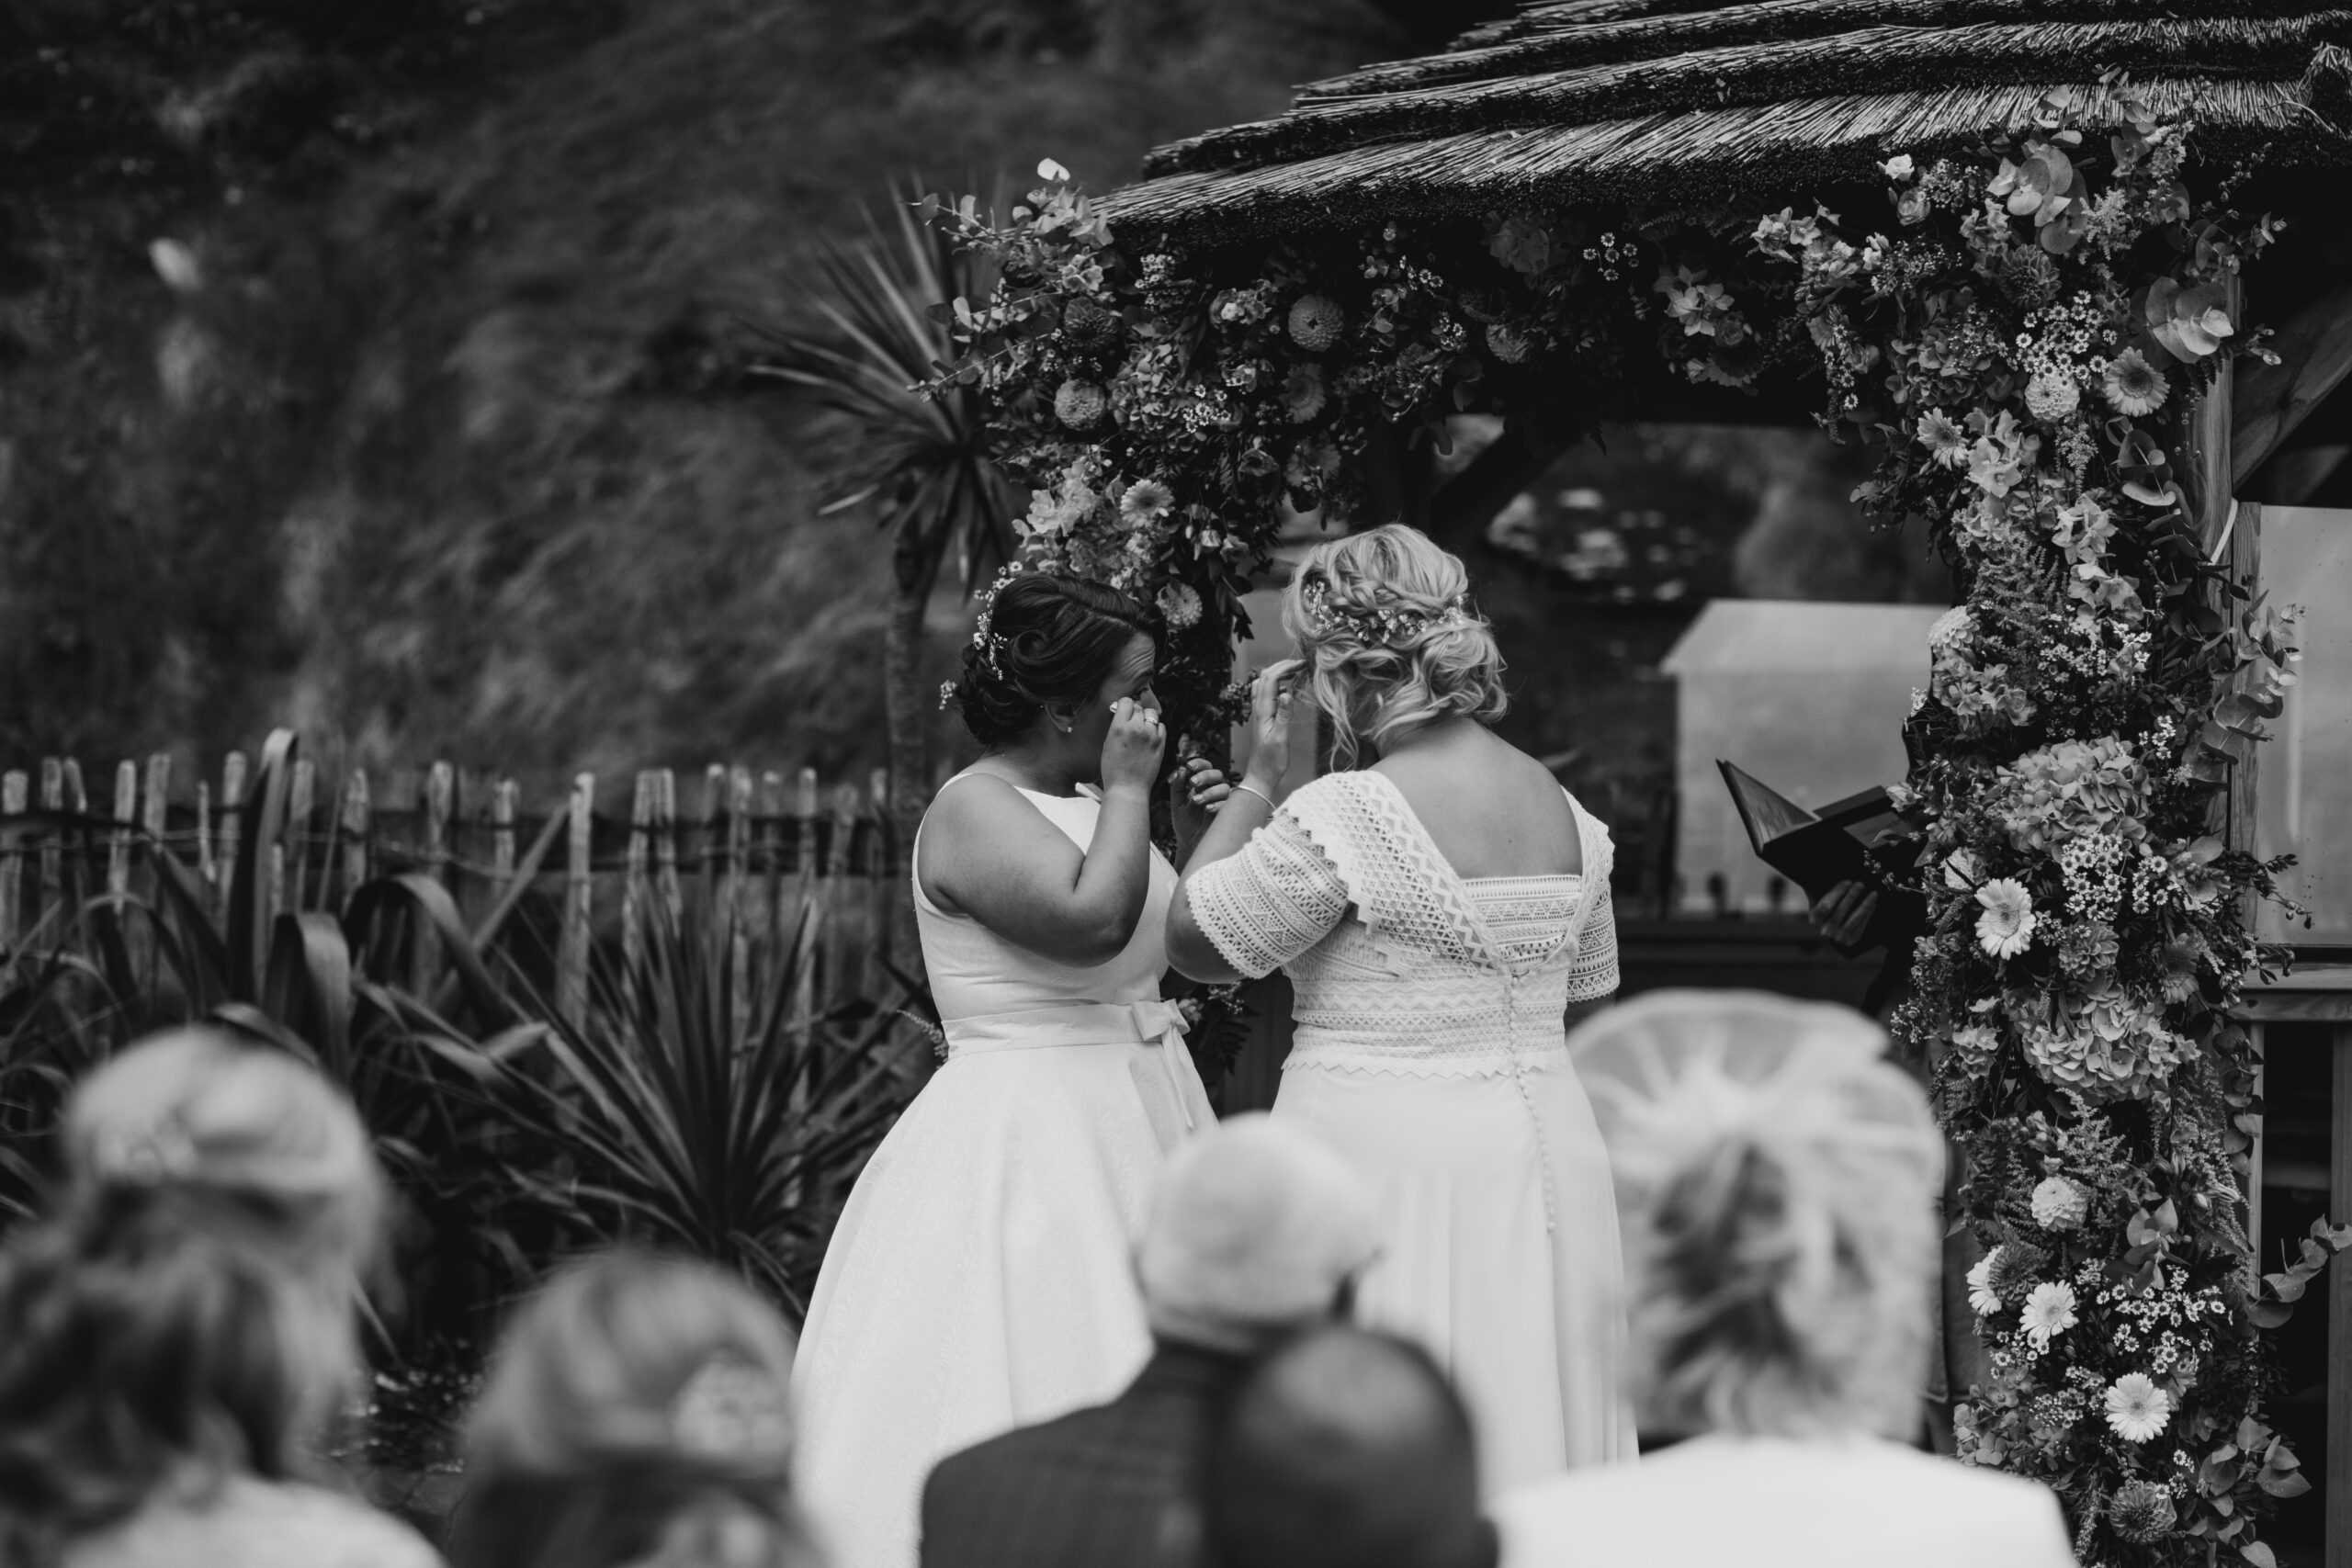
[1184,809,1350,979]
[1565,877,1621,1002]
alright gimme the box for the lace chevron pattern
[1188,772,1619,1077]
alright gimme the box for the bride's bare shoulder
[923,772,1037,837]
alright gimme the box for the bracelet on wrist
[1231,781,1280,812]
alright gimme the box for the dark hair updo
[954,572,1158,747]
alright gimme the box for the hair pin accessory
[670,1352,794,1461]
[1300,578,1472,647]
[968,561,1028,676]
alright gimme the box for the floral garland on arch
[925,94,2346,1563]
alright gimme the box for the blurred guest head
[1135,1111,1377,1353]
[1567,988,1945,1441]
[1205,1325,1494,1568]
[451,1248,812,1568]
[0,1028,387,1559]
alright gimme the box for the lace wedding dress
[794,774,1215,1568]
[1187,769,1634,1488]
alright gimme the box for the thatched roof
[1107,2,2352,240]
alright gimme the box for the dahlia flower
[1054,379,1109,430]
[1287,295,1345,352]
[2108,1480,2177,1543]
[2030,1176,2089,1231]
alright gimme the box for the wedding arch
[923,6,2352,1562]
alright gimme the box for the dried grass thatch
[1107,1,2352,238]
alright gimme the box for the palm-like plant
[752,185,1016,944]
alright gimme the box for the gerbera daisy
[2019,1280,2076,1349]
[1283,363,1328,423]
[1916,408,1966,468]
[1118,479,1175,526]
[1974,878,2038,959]
[2101,349,2170,417]
[2105,1372,2173,1442]
[1966,1247,2004,1315]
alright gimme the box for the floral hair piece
[1300,577,1472,647]
[941,560,1030,708]
[669,1351,794,1462]
[93,1117,199,1187]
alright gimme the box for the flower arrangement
[1751,93,2348,1562]
[922,94,2346,1562]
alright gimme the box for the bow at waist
[944,999,1199,1131]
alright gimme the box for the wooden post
[729,765,754,1038]
[339,769,371,905]
[0,771,26,950]
[793,768,821,1032]
[654,769,681,926]
[107,761,136,897]
[492,779,519,884]
[828,784,860,1004]
[558,773,594,1029]
[140,754,169,910]
[415,761,454,988]
[702,762,727,906]
[218,751,248,919]
[623,771,653,979]
[867,766,894,987]
[288,756,316,911]
[2332,1026,2352,1568]
[759,768,786,942]
[37,759,62,931]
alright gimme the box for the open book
[1716,761,1911,954]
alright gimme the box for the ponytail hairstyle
[1282,525,1507,767]
[945,568,1159,748]
[450,1249,814,1568]
[0,1029,387,1560]
[1575,992,1945,1442]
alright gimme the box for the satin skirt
[793,1034,1207,1568]
[1272,1050,1636,1492]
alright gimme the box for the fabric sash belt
[944,999,1199,1132]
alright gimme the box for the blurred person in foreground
[0,1028,438,1568]
[448,1250,814,1568]
[1493,990,2075,1568]
[919,1112,1378,1568]
[1204,1325,1495,1568]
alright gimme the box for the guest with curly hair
[447,1250,814,1568]
[0,1028,436,1568]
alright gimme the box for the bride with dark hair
[794,569,1227,1568]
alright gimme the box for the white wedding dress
[1185,769,1634,1489]
[794,774,1216,1568]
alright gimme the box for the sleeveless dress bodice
[914,784,1172,1023]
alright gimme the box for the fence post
[867,766,892,990]
[108,761,137,897]
[218,752,248,919]
[701,763,727,907]
[623,771,653,979]
[415,761,454,989]
[794,767,820,1035]
[140,754,171,915]
[759,768,785,944]
[339,769,371,906]
[492,779,519,885]
[729,764,753,1040]
[37,759,62,931]
[558,773,594,1029]
[288,756,316,912]
[0,771,26,951]
[828,784,859,1006]
[654,769,681,926]
[62,761,87,915]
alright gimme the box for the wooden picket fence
[0,742,913,1023]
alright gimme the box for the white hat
[1137,1113,1379,1351]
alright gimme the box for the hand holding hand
[1101,697,1167,793]
[1243,660,1300,790]
[1809,880,1879,948]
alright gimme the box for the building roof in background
[1661,599,1942,675]
[1107,2,2352,240]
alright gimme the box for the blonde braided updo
[1281,525,1507,767]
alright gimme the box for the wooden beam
[2233,280,2352,491]
[2332,1026,2352,1568]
